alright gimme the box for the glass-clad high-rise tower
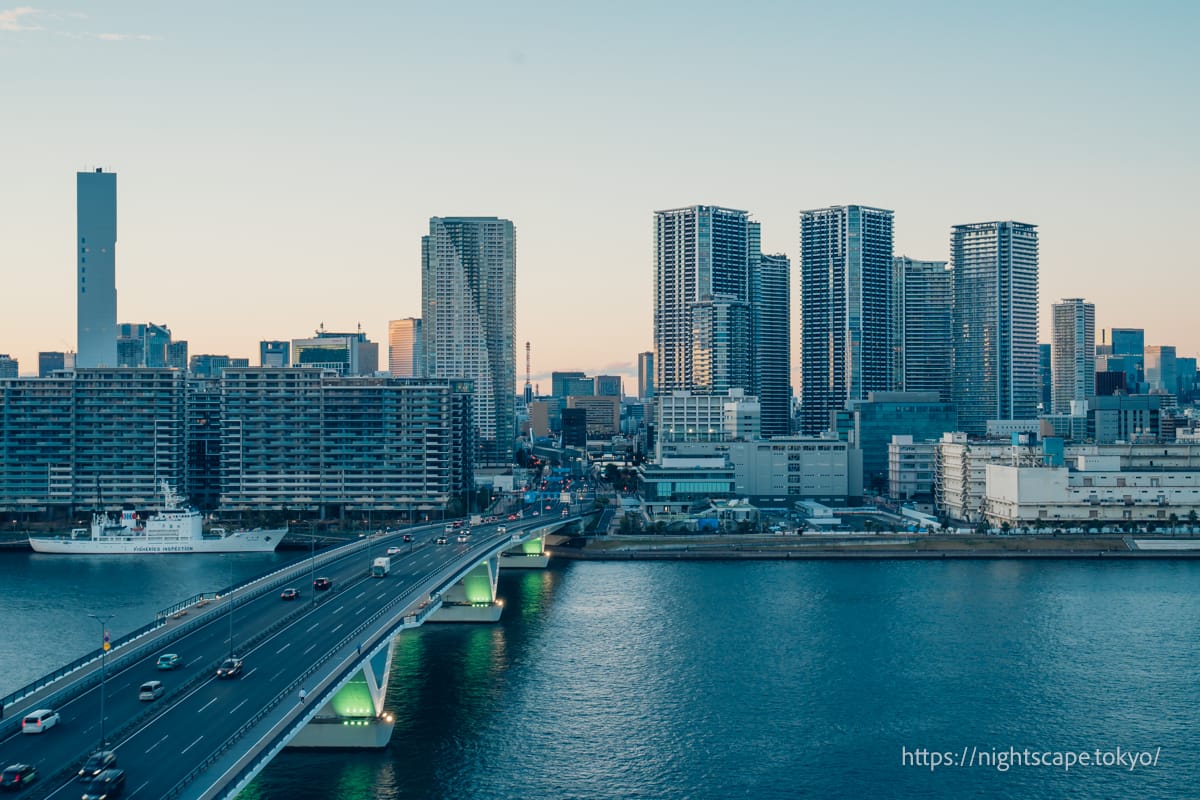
[422,217,515,465]
[1051,298,1095,414]
[798,205,894,434]
[951,221,1039,435]
[76,169,118,368]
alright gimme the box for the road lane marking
[145,734,169,754]
[229,698,250,716]
[130,780,151,798]
[271,669,286,682]
[180,734,205,754]
[303,643,318,655]
[243,667,258,679]
[277,642,291,654]
[306,622,320,632]
[334,606,344,614]
[198,697,219,713]
[331,623,343,633]
[355,591,366,599]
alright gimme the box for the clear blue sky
[2,1,1197,388]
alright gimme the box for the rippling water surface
[3,554,1198,799]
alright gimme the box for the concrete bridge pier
[429,554,504,622]
[500,530,549,569]
[287,635,398,749]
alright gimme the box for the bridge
[0,512,588,799]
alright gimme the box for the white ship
[28,482,285,554]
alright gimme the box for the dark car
[81,768,124,800]
[280,588,300,601]
[0,764,37,791]
[216,657,243,679]
[313,577,332,591]
[78,751,117,780]
[402,533,413,542]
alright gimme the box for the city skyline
[1,3,1197,386]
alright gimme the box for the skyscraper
[892,257,952,402]
[950,221,1039,435]
[77,169,118,367]
[422,217,516,465]
[388,318,423,377]
[751,226,791,436]
[1145,345,1178,394]
[798,205,894,434]
[259,340,290,368]
[637,352,654,400]
[1051,298,1095,414]
[654,206,753,398]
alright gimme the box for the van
[138,680,164,701]
[21,708,59,734]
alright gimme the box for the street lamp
[309,522,316,607]
[226,556,235,656]
[88,612,115,748]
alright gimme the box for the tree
[1190,510,1198,533]
[1169,513,1179,535]
[1000,521,1011,535]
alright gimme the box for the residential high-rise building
[798,205,894,434]
[637,351,654,400]
[422,216,516,465]
[1039,344,1053,410]
[1051,298,1095,414]
[259,340,290,368]
[76,168,118,368]
[892,257,952,402]
[752,223,791,437]
[388,318,423,377]
[950,221,1039,435]
[654,206,753,398]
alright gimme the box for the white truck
[469,514,483,525]
[371,556,391,578]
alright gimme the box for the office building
[76,168,118,368]
[292,328,379,376]
[167,340,188,370]
[422,216,516,465]
[566,395,621,438]
[1177,357,1197,402]
[563,376,594,397]
[951,221,1040,435]
[892,257,952,401]
[798,205,894,433]
[888,435,938,501]
[1051,298,1095,414]
[38,351,73,377]
[388,318,423,377]
[1145,345,1178,394]
[595,375,623,398]
[1039,344,1052,410]
[116,322,174,368]
[0,355,17,379]
[638,351,654,399]
[260,340,290,368]
[654,206,753,397]
[190,354,249,378]
[561,408,588,447]
[843,392,958,493]
[1088,395,1161,443]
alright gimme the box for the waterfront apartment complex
[798,205,894,434]
[950,221,1040,435]
[76,169,118,368]
[422,217,516,465]
[892,257,952,402]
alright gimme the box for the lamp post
[309,522,316,607]
[226,556,235,656]
[88,612,114,748]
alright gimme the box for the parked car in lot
[0,764,37,791]
[155,653,182,670]
[313,577,333,591]
[20,709,59,734]
[81,768,125,800]
[138,680,164,701]
[280,588,300,601]
[386,546,401,556]
[216,657,243,679]
[77,751,117,780]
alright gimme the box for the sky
[1,1,1198,390]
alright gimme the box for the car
[313,577,333,591]
[155,653,182,670]
[216,657,243,679]
[506,514,517,521]
[81,768,124,800]
[497,526,507,534]
[0,764,37,791]
[456,534,468,543]
[561,509,569,517]
[531,511,539,517]
[20,708,59,734]
[386,546,401,556]
[510,533,522,542]
[77,751,117,780]
[138,680,164,701]
[435,536,448,545]
[401,533,413,542]
[462,528,471,537]
[280,588,300,601]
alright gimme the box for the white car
[386,546,401,556]
[21,708,60,734]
